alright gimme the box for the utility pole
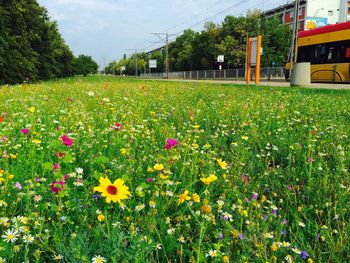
[126,49,143,77]
[151,33,176,79]
[290,0,300,72]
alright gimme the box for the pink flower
[20,128,29,135]
[61,134,73,146]
[53,163,59,170]
[165,138,178,150]
[50,181,65,194]
[15,182,22,190]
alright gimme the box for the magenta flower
[61,134,73,146]
[20,128,29,135]
[50,181,65,194]
[53,163,59,170]
[165,138,178,150]
[15,182,22,190]
[111,122,123,130]
[146,178,154,183]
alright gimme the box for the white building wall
[306,0,340,25]
[339,0,349,22]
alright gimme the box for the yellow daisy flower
[93,176,131,204]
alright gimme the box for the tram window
[346,47,350,58]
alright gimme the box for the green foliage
[1,76,350,262]
[0,0,76,84]
[108,10,291,73]
[73,55,99,76]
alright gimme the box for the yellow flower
[149,201,156,208]
[178,190,191,205]
[120,148,127,155]
[223,256,230,263]
[201,205,212,214]
[241,135,249,140]
[93,176,131,204]
[154,164,164,171]
[97,214,105,222]
[32,139,41,144]
[147,167,154,172]
[307,259,314,263]
[271,244,278,252]
[200,174,217,185]
[217,159,227,169]
[28,107,36,113]
[192,193,200,203]
[159,174,169,180]
[192,124,200,129]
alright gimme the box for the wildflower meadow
[0,76,349,262]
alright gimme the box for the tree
[73,55,98,76]
[261,16,291,67]
[0,0,74,84]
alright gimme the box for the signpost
[120,66,126,75]
[149,60,157,73]
[217,55,224,79]
[246,35,262,85]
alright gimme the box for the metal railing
[140,67,285,81]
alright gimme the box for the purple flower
[251,192,258,200]
[221,212,232,221]
[15,182,22,190]
[271,209,277,216]
[238,233,245,240]
[282,218,287,224]
[218,232,224,240]
[92,194,100,199]
[300,250,309,260]
[263,214,268,221]
[281,229,286,236]
[165,138,178,150]
[146,178,154,183]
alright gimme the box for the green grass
[0,75,349,262]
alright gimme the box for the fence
[140,67,286,81]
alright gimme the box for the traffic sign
[217,55,224,63]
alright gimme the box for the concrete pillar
[291,62,311,86]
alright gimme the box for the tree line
[105,11,291,75]
[0,0,99,85]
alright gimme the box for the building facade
[264,0,350,31]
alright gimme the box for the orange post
[255,35,262,85]
[246,38,252,84]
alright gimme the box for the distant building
[264,0,350,31]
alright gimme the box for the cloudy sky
[38,0,288,67]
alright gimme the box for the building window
[298,7,303,16]
[328,10,333,16]
[290,10,294,19]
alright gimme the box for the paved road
[142,78,350,90]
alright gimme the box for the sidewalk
[142,78,350,90]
